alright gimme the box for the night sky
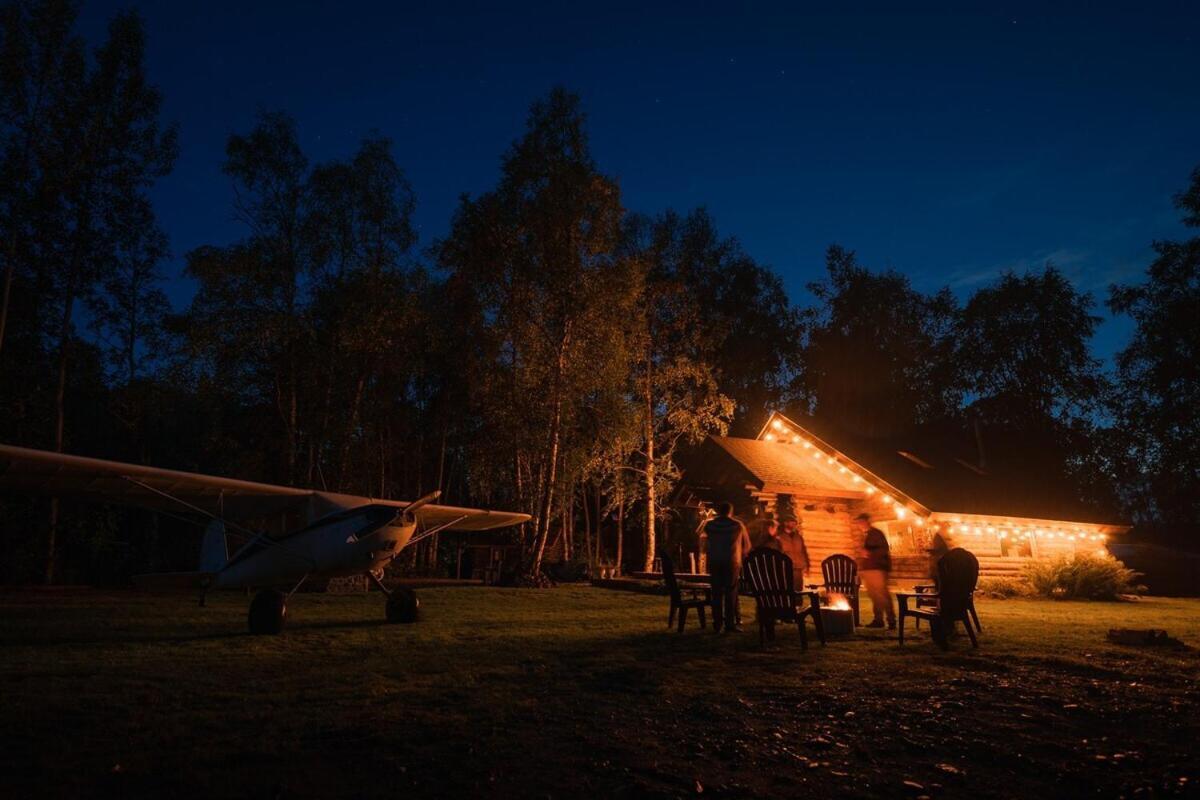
[78,1,1200,362]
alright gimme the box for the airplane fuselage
[213,504,416,589]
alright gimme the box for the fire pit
[819,594,855,636]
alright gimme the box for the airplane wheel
[385,588,419,624]
[248,589,287,635]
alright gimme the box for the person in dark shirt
[768,516,810,588]
[699,502,750,633]
[756,518,780,549]
[855,513,895,629]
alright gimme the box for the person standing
[756,518,780,549]
[768,516,810,588]
[699,502,748,633]
[856,513,895,629]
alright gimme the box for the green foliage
[976,576,1032,599]
[1107,165,1200,524]
[958,266,1106,431]
[1022,554,1144,600]
[803,245,961,435]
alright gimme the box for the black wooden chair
[808,553,861,626]
[661,552,709,632]
[896,548,980,649]
[741,547,826,649]
[913,581,981,633]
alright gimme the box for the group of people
[697,502,896,633]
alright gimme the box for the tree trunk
[643,361,656,572]
[616,486,624,577]
[581,482,592,571]
[46,285,79,584]
[594,481,603,568]
[0,259,16,362]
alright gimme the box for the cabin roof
[698,411,1122,526]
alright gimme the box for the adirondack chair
[896,548,980,649]
[912,581,981,633]
[661,552,709,632]
[808,553,861,626]
[741,546,826,649]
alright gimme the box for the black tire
[385,588,419,624]
[248,589,287,635]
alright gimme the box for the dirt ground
[2,586,1198,798]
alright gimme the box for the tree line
[1,2,1196,584]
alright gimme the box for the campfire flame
[827,593,852,611]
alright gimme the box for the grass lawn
[2,586,1199,799]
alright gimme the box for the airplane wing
[0,444,529,531]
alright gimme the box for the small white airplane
[0,444,529,634]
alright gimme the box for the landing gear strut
[248,588,287,635]
[367,571,419,624]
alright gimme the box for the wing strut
[120,476,259,538]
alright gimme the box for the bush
[1022,554,1144,600]
[976,576,1032,598]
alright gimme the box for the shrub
[976,576,1032,598]
[1022,553,1144,600]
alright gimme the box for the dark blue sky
[80,1,1200,361]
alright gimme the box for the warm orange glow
[764,432,775,441]
[772,419,784,431]
[895,507,906,519]
[826,593,852,611]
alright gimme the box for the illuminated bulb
[791,435,801,444]
[865,487,876,495]
[914,516,925,526]
[895,508,906,520]
[881,494,893,504]
[765,433,776,441]
[812,451,821,460]
[838,466,847,474]
[1095,548,1107,558]
[802,441,812,449]
[1100,533,1107,541]
[973,527,982,535]
[986,526,995,534]
[851,475,862,483]
[772,419,784,431]
[826,457,835,465]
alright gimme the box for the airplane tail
[199,519,228,572]
[132,520,226,593]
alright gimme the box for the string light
[764,433,775,441]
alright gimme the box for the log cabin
[675,410,1129,583]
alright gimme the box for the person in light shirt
[855,512,895,630]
